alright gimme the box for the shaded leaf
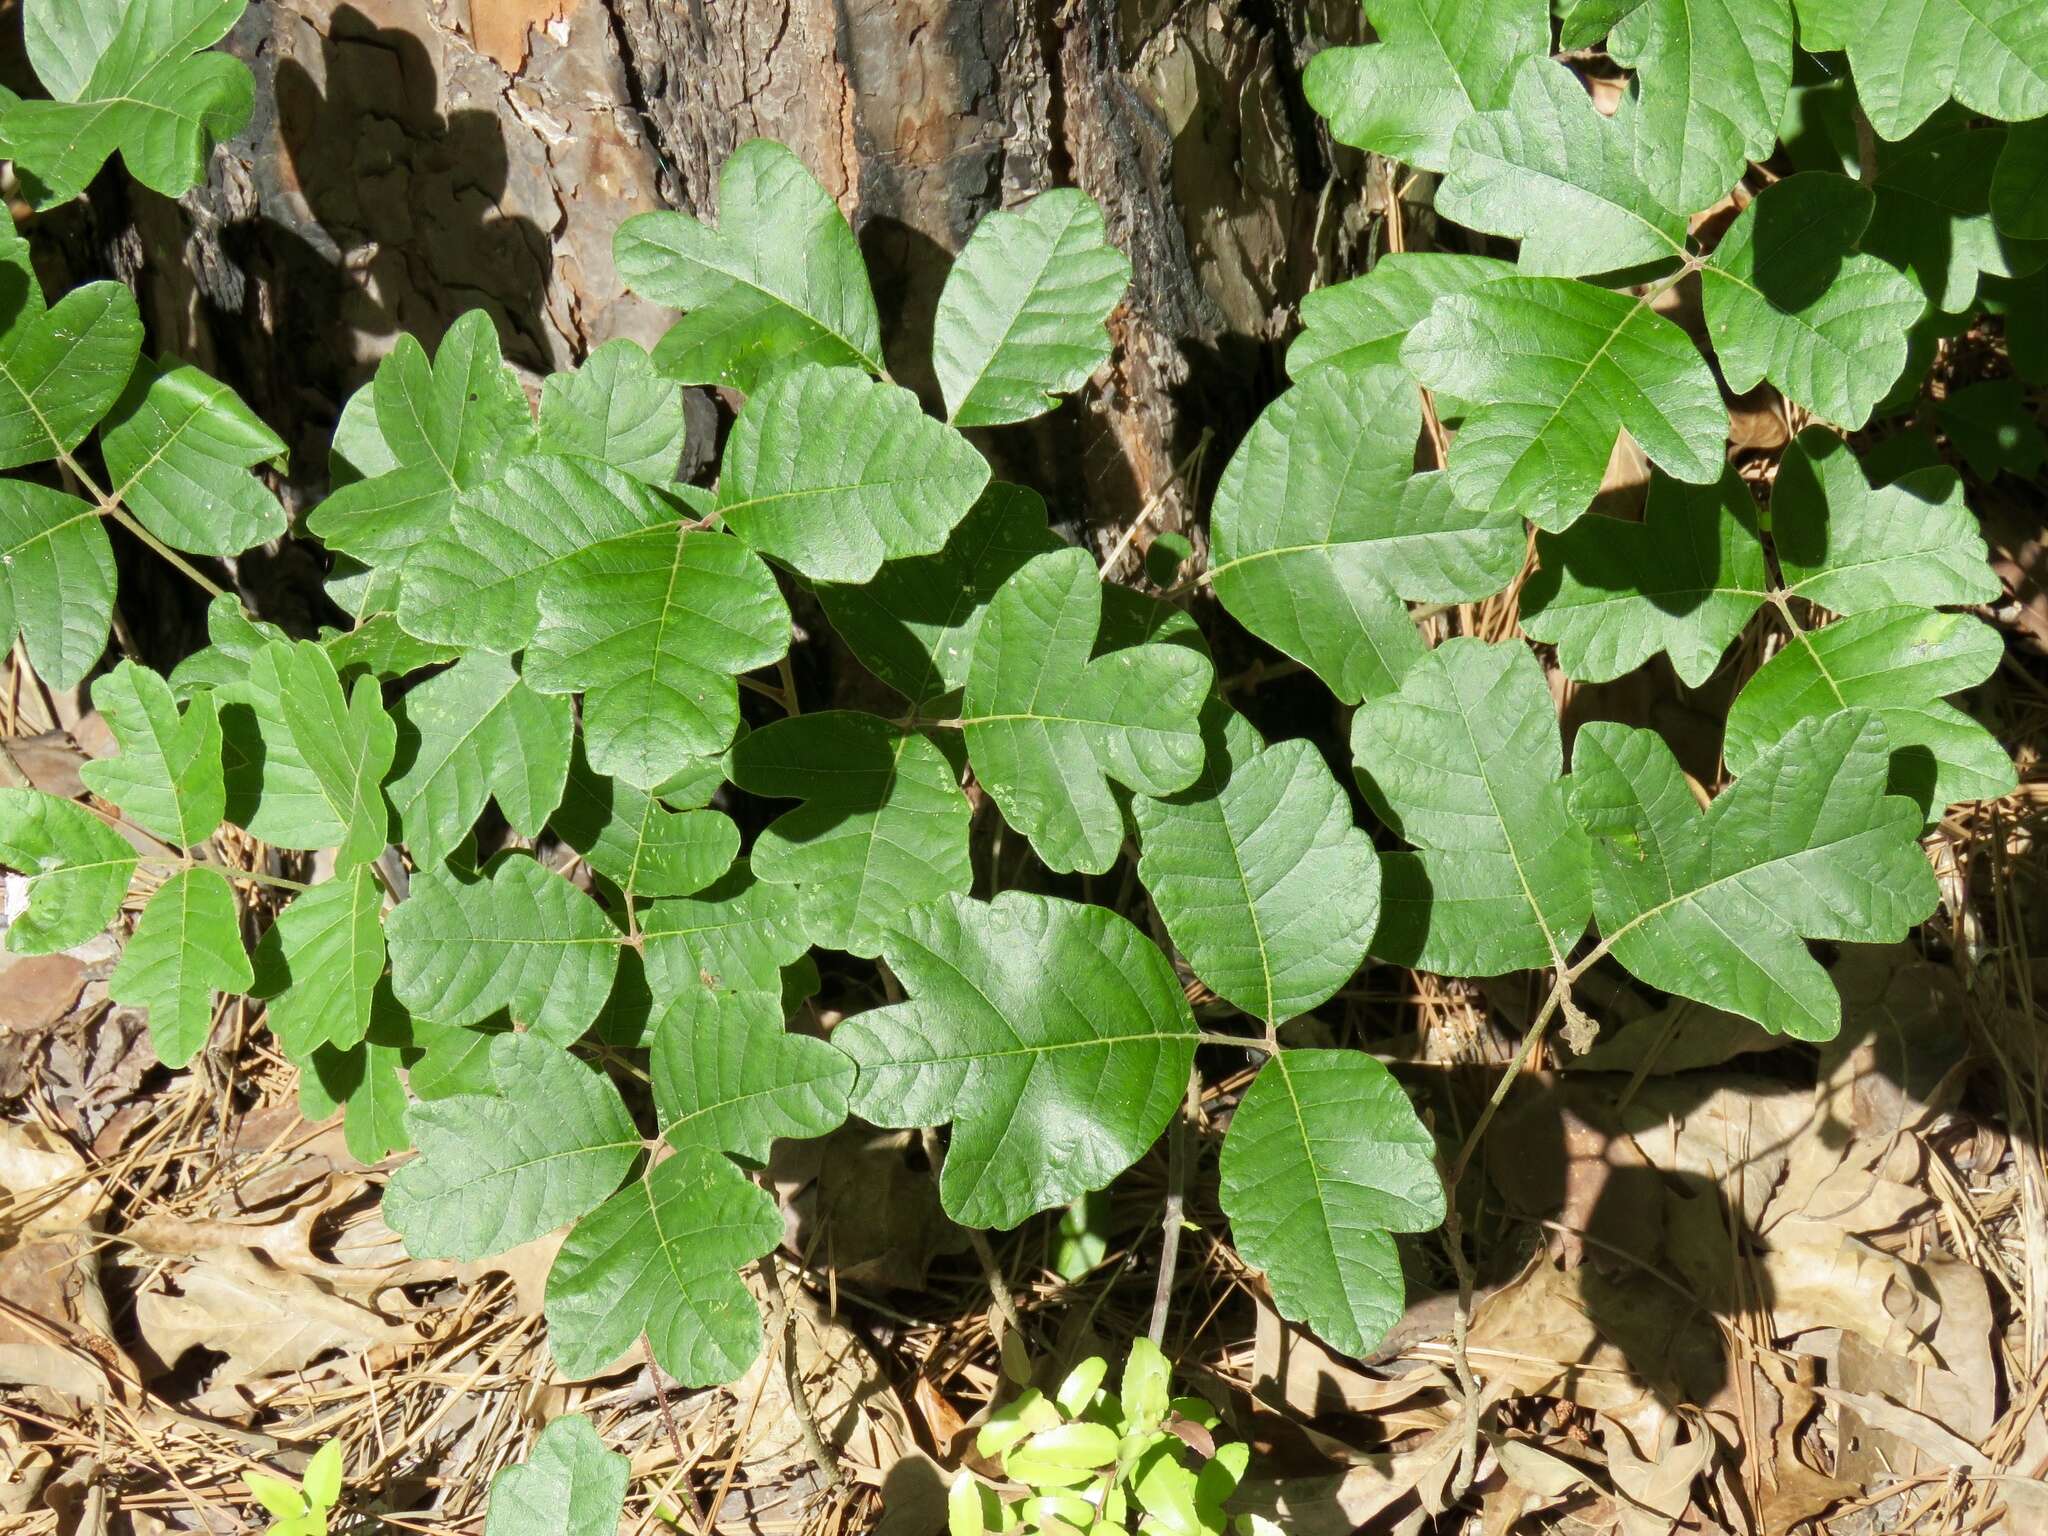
[0,788,136,955]
[1993,118,2048,240]
[1863,111,2048,314]
[111,866,250,1067]
[836,891,1200,1229]
[250,866,384,1056]
[549,742,738,902]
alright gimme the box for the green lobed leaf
[79,660,225,846]
[526,516,790,789]
[340,1040,411,1164]
[933,189,1131,427]
[1606,0,1796,213]
[398,452,673,654]
[616,138,883,392]
[0,481,114,691]
[386,651,574,868]
[1301,0,1550,172]
[1724,607,2012,815]
[278,641,397,871]
[320,615,460,680]
[549,742,738,902]
[652,996,854,1161]
[1209,362,1522,702]
[23,0,122,102]
[1862,110,2048,314]
[1437,58,1688,277]
[484,1417,629,1536]
[307,311,533,573]
[715,363,990,583]
[250,865,385,1056]
[1700,172,1928,429]
[815,482,1062,708]
[1993,119,2048,241]
[1352,639,1593,974]
[0,788,137,955]
[634,867,811,1047]
[1218,1050,1444,1356]
[385,1032,640,1262]
[537,338,687,484]
[0,251,145,473]
[1571,710,1939,1038]
[1520,466,1769,686]
[1828,0,2048,144]
[1287,251,1514,389]
[110,866,250,1067]
[730,711,973,957]
[215,639,348,850]
[387,854,620,1046]
[1773,429,2000,612]
[545,1146,782,1385]
[1133,706,1381,1024]
[1402,275,1726,531]
[962,548,1212,874]
[0,0,254,204]
[100,357,287,556]
[836,890,1200,1230]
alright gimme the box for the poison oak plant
[0,0,2041,1525]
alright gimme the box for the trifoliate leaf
[1773,429,2000,611]
[1301,0,1550,172]
[730,712,972,957]
[0,481,114,691]
[1571,710,1939,1038]
[1403,276,1726,530]
[1218,1050,1443,1356]
[0,272,140,469]
[716,364,990,583]
[250,866,384,1056]
[1287,252,1514,387]
[1832,0,2048,144]
[307,311,532,568]
[386,854,620,1046]
[1862,111,2048,314]
[837,891,1200,1229]
[933,189,1131,427]
[549,743,738,902]
[1520,467,1768,686]
[1939,379,2048,480]
[527,518,789,788]
[1133,707,1381,1024]
[0,0,253,205]
[546,1147,781,1385]
[652,1002,854,1161]
[1993,119,2048,240]
[1606,0,1795,213]
[537,338,687,484]
[615,138,883,392]
[636,868,811,1046]
[79,660,225,846]
[111,866,250,1067]
[101,358,287,555]
[320,615,459,680]
[398,452,673,654]
[1437,59,1688,277]
[1352,639,1592,974]
[386,1032,640,1262]
[1700,173,1927,429]
[962,548,1212,874]
[387,652,573,867]
[1724,608,2012,813]
[1209,363,1522,702]
[485,1417,629,1536]
[216,640,349,850]
[815,482,1062,708]
[278,641,396,871]
[0,788,136,955]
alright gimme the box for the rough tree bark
[91,0,1394,595]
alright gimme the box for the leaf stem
[1197,1030,1271,1052]
[1147,1068,1200,1347]
[60,448,230,602]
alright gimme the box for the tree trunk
[117,0,1392,580]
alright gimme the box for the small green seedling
[950,1336,1265,1536]
[246,1440,344,1536]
